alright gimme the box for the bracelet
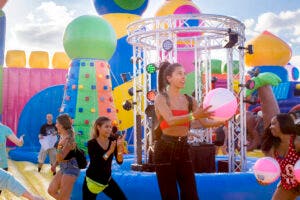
[103,153,109,160]
[189,112,195,121]
[118,152,123,155]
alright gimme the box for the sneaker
[38,167,41,172]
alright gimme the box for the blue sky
[3,0,300,65]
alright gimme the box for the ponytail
[67,128,75,138]
[158,61,170,93]
[158,62,182,94]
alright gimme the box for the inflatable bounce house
[1,0,300,200]
[245,31,300,113]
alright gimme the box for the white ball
[203,88,238,121]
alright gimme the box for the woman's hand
[256,179,269,186]
[50,163,57,174]
[108,141,116,155]
[193,105,214,119]
[117,134,126,154]
[19,134,25,146]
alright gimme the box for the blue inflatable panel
[10,149,300,200]
[17,85,64,152]
[70,155,279,200]
[255,66,288,82]
[9,147,90,164]
[0,10,6,65]
[61,59,80,118]
[272,82,290,100]
[109,36,133,88]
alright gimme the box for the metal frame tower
[127,14,247,172]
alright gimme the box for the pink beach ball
[253,157,281,184]
[203,88,238,121]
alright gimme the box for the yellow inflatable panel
[113,75,144,130]
[1,160,54,199]
[29,51,49,68]
[52,52,71,69]
[5,50,26,68]
[245,31,292,67]
[102,13,141,39]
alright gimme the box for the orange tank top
[160,110,189,130]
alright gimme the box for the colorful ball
[63,15,117,60]
[294,160,300,183]
[253,157,281,184]
[203,88,238,121]
[155,0,202,37]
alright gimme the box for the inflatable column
[61,15,118,150]
[92,0,149,131]
[0,9,6,121]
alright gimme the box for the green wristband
[189,112,195,121]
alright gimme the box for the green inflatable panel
[223,60,240,74]
[211,59,222,74]
[246,72,282,97]
[181,72,195,95]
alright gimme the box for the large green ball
[63,15,117,60]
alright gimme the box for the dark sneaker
[38,167,41,172]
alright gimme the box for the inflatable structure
[245,31,300,113]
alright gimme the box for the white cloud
[36,2,75,23]
[243,9,300,56]
[290,55,300,67]
[9,1,76,52]
[243,18,259,39]
[142,0,164,18]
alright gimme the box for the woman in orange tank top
[154,62,224,200]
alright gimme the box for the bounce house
[245,31,300,113]
[1,0,300,200]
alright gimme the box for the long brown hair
[261,113,296,152]
[91,116,111,139]
[56,113,74,137]
[158,62,182,93]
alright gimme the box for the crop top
[160,110,189,130]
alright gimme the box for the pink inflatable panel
[2,68,67,144]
